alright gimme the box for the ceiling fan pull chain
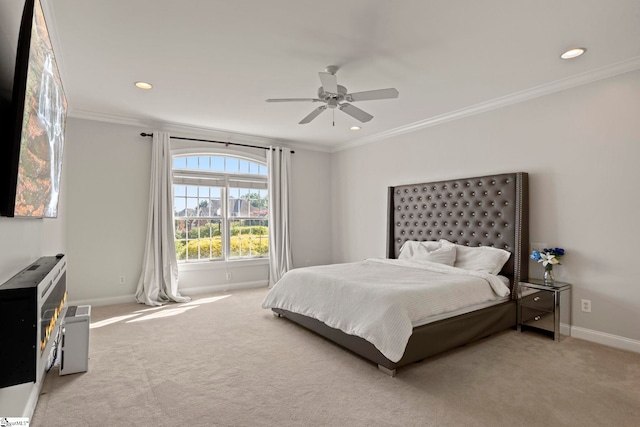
[333,109,335,127]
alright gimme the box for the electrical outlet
[305,260,311,267]
[119,276,126,285]
[225,272,231,281]
[581,299,591,313]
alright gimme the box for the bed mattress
[262,258,511,362]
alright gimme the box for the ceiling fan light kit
[266,65,399,125]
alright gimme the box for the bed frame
[273,172,529,376]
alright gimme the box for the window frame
[171,148,269,265]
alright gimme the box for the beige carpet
[31,288,640,427]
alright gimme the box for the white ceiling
[45,0,640,151]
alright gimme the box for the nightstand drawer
[520,290,553,312]
[518,280,571,341]
[520,306,553,325]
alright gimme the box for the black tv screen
[0,0,67,218]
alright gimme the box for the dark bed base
[273,301,516,376]
[271,172,527,376]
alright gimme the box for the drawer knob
[533,296,540,302]
[534,315,541,321]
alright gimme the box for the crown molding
[68,55,640,156]
[68,109,334,154]
[334,56,640,153]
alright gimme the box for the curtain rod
[139,133,295,154]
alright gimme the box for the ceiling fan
[266,65,399,125]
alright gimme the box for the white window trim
[171,147,267,163]
[172,149,269,268]
[177,258,269,272]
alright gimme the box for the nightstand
[518,279,571,341]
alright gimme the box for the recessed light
[135,81,153,89]
[560,48,586,60]
[350,126,361,131]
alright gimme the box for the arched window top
[173,154,267,176]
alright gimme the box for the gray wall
[64,119,151,303]
[331,69,640,343]
[0,148,66,285]
[63,118,332,304]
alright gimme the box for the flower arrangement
[530,247,565,271]
[531,247,565,284]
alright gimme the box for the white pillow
[398,240,441,259]
[398,240,456,266]
[417,245,457,266]
[439,239,510,275]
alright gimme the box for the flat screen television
[0,0,67,218]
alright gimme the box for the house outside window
[172,153,268,263]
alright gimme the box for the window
[172,154,268,263]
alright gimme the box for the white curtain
[267,146,293,286]
[135,132,190,306]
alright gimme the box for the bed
[263,172,529,376]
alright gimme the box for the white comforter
[262,258,510,362]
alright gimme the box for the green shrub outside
[175,224,266,240]
[230,226,268,236]
[175,234,268,260]
[187,224,222,239]
[230,235,269,257]
[175,240,186,260]
[175,238,223,260]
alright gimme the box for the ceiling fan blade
[318,72,338,94]
[339,103,373,123]
[299,105,327,124]
[347,88,399,102]
[266,98,321,103]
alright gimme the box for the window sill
[177,258,269,272]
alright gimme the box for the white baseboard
[69,294,137,307]
[571,326,640,354]
[0,380,39,418]
[180,280,268,297]
[68,281,268,307]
